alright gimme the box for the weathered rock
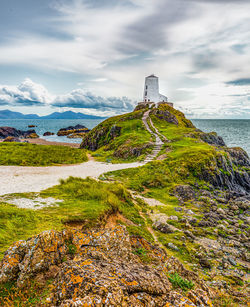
[199,257,212,269]
[152,108,179,125]
[57,124,89,136]
[174,185,195,201]
[3,136,21,142]
[0,225,213,306]
[184,230,196,240]
[169,215,179,221]
[217,208,225,215]
[43,131,55,136]
[0,126,38,139]
[167,242,179,251]
[153,219,177,234]
[200,132,226,147]
[197,150,250,194]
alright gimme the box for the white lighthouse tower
[143,74,168,104]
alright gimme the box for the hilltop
[0,103,249,306]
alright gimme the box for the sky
[0,0,250,118]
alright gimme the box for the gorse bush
[0,143,87,166]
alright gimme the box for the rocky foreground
[0,225,214,306]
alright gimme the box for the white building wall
[143,75,160,103]
[159,94,168,102]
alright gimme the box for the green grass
[81,109,154,162]
[168,272,194,291]
[0,177,152,259]
[0,143,87,166]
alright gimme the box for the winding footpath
[142,110,166,162]
[0,110,165,195]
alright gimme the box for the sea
[0,118,249,156]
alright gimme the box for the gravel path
[0,161,143,195]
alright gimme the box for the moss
[0,143,87,166]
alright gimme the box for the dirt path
[0,160,144,195]
[142,110,165,162]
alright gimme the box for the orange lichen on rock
[0,225,214,306]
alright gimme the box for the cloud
[226,78,250,86]
[0,79,134,112]
[52,89,134,111]
[1,0,250,118]
[0,78,52,106]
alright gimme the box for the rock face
[0,225,213,306]
[81,124,122,151]
[198,148,250,194]
[43,131,55,136]
[200,132,226,147]
[0,126,38,139]
[152,108,179,125]
[57,124,89,136]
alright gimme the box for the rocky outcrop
[200,132,226,147]
[114,142,152,159]
[3,136,21,142]
[57,124,89,136]
[174,185,196,202]
[152,108,179,125]
[0,225,213,306]
[81,124,122,151]
[0,126,38,139]
[197,149,250,194]
[43,131,55,136]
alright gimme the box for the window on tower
[145,91,147,96]
[146,85,148,89]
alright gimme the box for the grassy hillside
[0,143,87,166]
[80,109,154,162]
[0,177,152,259]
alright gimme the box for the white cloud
[0,79,134,113]
[0,78,53,106]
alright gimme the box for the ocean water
[0,119,104,144]
[0,118,249,156]
[192,119,250,156]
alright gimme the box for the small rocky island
[57,124,90,138]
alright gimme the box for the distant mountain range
[0,110,105,120]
